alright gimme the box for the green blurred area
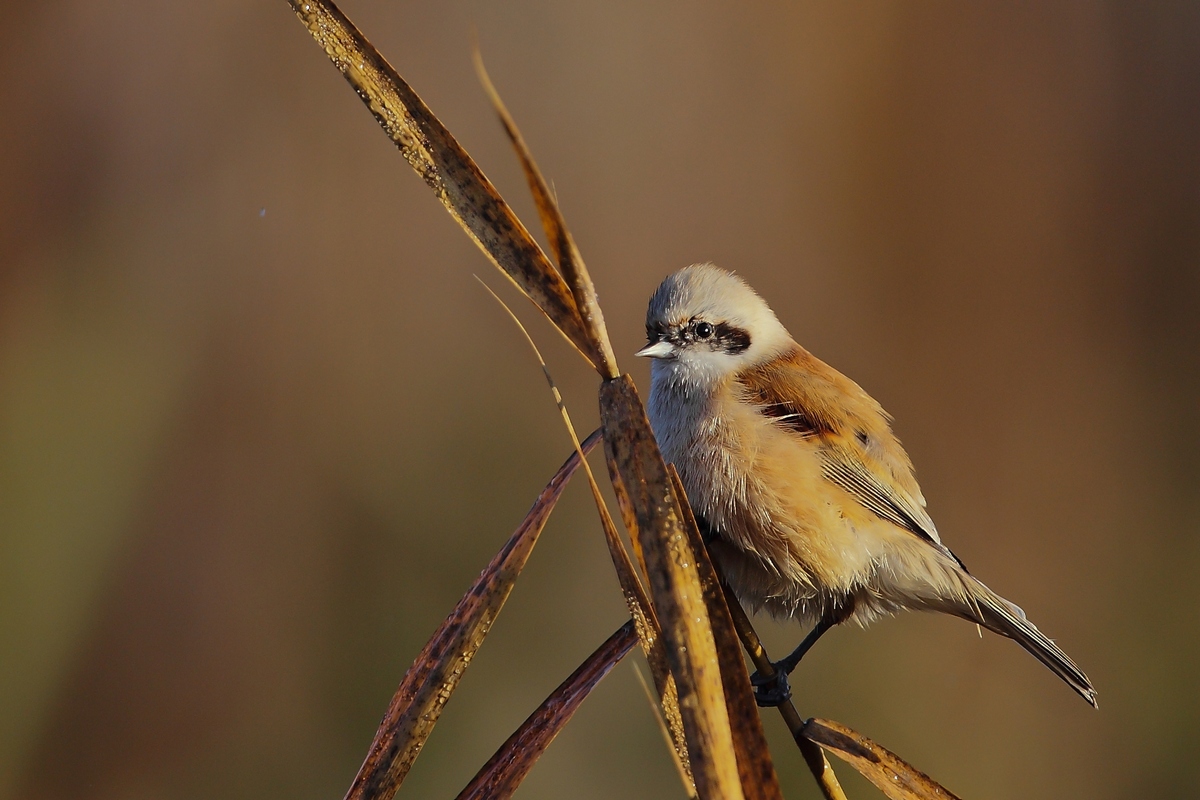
[1,2,1197,798]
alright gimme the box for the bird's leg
[694,516,830,706]
[749,617,835,707]
[749,599,855,708]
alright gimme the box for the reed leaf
[287,6,705,784]
[718,580,848,800]
[802,719,962,800]
[342,431,600,800]
[284,0,600,369]
[633,665,698,798]
[455,621,638,800]
[668,466,784,800]
[596,497,695,792]
[474,53,619,380]
[592,491,696,793]
[600,376,744,800]
[480,279,694,791]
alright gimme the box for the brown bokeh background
[1,2,1197,798]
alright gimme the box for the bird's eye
[694,321,714,339]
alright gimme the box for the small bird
[638,263,1096,708]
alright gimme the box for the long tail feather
[964,578,1097,708]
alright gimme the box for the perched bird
[638,263,1096,708]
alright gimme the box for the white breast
[647,361,788,567]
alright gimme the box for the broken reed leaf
[455,621,638,800]
[568,441,693,791]
[599,375,744,800]
[478,278,694,790]
[668,466,784,800]
[342,431,601,800]
[633,664,698,799]
[718,581,848,800]
[593,489,696,795]
[473,51,620,380]
[598,497,695,792]
[803,719,963,800]
[284,0,601,370]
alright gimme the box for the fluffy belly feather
[651,378,893,624]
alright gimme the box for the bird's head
[638,263,792,385]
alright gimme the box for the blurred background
[1,2,1197,798]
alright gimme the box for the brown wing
[736,345,966,568]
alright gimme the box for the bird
[637,263,1096,708]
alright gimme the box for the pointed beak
[635,340,677,359]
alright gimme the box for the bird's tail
[960,577,1097,708]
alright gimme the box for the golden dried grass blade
[633,664,698,799]
[803,719,963,800]
[718,581,848,800]
[473,52,619,380]
[343,431,601,800]
[599,375,744,800]
[668,466,784,800]
[583,479,694,791]
[599,508,695,792]
[595,506,695,793]
[455,621,638,800]
[479,280,693,790]
[284,0,599,368]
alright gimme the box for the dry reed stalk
[802,720,963,800]
[474,52,761,798]
[464,100,697,773]
[668,466,784,800]
[719,581,849,800]
[475,45,750,797]
[474,53,619,380]
[284,2,968,797]
[341,432,600,800]
[600,377,745,799]
[477,277,695,790]
[633,664,699,798]
[456,622,638,800]
[284,0,601,369]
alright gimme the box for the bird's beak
[635,340,676,359]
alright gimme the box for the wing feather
[736,345,966,568]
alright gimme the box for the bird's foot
[749,665,792,708]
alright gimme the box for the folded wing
[736,345,966,570]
